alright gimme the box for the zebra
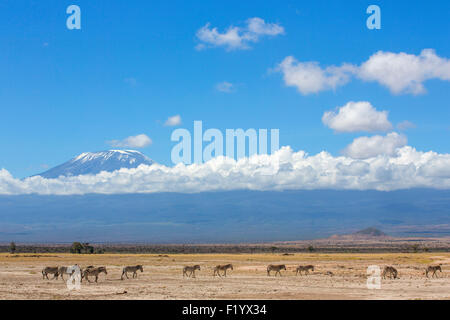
[82,266,107,283]
[121,265,144,280]
[80,266,95,282]
[296,265,314,276]
[183,265,201,278]
[58,266,68,280]
[267,264,286,276]
[58,265,82,280]
[42,266,59,280]
[213,264,233,277]
[382,266,398,279]
[426,265,442,278]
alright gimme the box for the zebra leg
[95,275,98,283]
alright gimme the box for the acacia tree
[70,242,83,254]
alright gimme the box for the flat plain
[0,252,448,300]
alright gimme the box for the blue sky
[0,0,449,178]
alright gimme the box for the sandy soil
[0,253,448,300]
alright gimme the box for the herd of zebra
[41,265,143,283]
[41,263,443,283]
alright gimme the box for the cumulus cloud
[164,115,182,126]
[342,132,407,159]
[195,17,284,51]
[108,134,152,149]
[322,101,392,133]
[2,145,450,195]
[276,56,355,94]
[358,49,450,94]
[276,49,450,95]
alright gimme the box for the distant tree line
[0,242,447,254]
[70,242,105,254]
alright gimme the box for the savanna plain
[0,252,449,300]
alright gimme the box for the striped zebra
[183,265,201,278]
[83,266,107,283]
[80,266,94,282]
[121,265,144,280]
[267,264,286,276]
[213,264,233,277]
[42,266,59,280]
[296,265,314,276]
[426,265,442,278]
[382,266,398,279]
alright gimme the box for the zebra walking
[121,265,144,280]
[183,265,201,278]
[213,264,233,277]
[267,264,286,276]
[425,265,442,278]
[83,266,107,283]
[42,266,59,280]
[296,265,314,276]
[382,266,398,279]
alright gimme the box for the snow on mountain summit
[35,150,154,178]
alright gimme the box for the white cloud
[246,17,284,36]
[2,145,450,195]
[276,49,450,95]
[164,115,182,127]
[108,134,152,149]
[195,17,284,51]
[358,49,450,94]
[397,120,416,131]
[322,101,392,133]
[276,56,355,94]
[215,81,234,93]
[342,132,407,159]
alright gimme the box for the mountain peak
[35,150,153,178]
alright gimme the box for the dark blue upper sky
[1,0,449,178]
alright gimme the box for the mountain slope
[354,227,386,237]
[1,189,449,242]
[35,150,153,178]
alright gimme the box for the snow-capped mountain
[35,150,154,178]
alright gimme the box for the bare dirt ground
[0,252,448,300]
